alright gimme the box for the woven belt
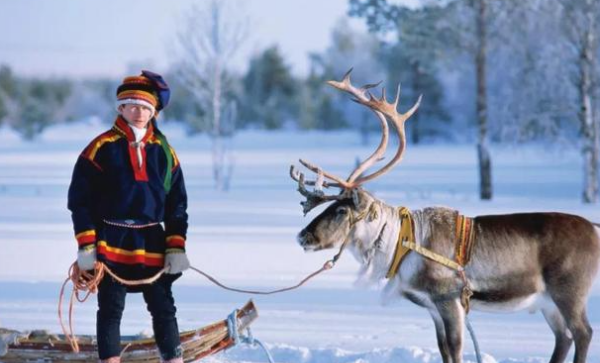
[103,219,160,229]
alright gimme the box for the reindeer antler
[290,165,348,215]
[352,84,422,185]
[291,68,422,214]
[326,68,391,184]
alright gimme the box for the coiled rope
[58,262,167,353]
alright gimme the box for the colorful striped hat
[116,75,159,114]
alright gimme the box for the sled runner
[0,300,258,363]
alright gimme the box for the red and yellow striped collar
[112,116,154,143]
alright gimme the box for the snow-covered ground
[0,122,599,363]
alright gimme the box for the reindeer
[290,69,600,363]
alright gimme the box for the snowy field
[0,121,599,363]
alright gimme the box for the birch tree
[558,0,600,203]
[350,0,496,199]
[493,0,600,203]
[473,0,492,199]
[174,0,247,191]
[446,0,496,199]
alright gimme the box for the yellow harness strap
[386,208,472,279]
[385,207,414,278]
[401,241,464,271]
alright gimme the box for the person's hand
[77,245,97,271]
[165,250,190,274]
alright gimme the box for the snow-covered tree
[486,0,571,143]
[349,0,526,200]
[173,0,248,191]
[558,0,600,203]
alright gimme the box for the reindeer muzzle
[297,229,321,251]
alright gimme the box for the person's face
[119,103,153,129]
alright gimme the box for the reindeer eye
[336,207,348,215]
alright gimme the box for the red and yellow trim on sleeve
[166,235,185,249]
[97,241,164,267]
[75,229,96,247]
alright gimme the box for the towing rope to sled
[58,257,337,354]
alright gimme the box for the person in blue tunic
[68,71,189,363]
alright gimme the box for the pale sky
[0,0,420,79]
[0,0,374,78]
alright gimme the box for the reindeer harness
[386,207,477,311]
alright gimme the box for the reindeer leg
[552,301,592,363]
[434,299,465,363]
[429,308,451,363]
[541,304,572,363]
[546,272,594,363]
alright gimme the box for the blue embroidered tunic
[68,116,188,279]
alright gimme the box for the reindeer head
[292,69,421,253]
[297,188,381,251]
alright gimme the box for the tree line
[1,0,599,200]
[0,36,378,137]
[348,0,600,202]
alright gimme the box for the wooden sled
[0,300,258,363]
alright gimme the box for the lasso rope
[58,253,340,354]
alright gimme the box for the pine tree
[241,46,297,129]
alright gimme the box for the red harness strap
[454,213,477,312]
[455,213,476,267]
